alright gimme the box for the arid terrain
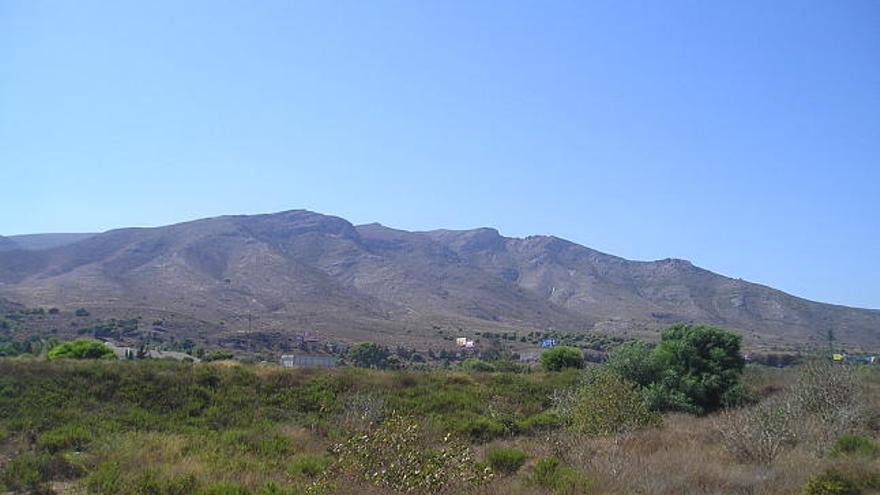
[1,210,878,353]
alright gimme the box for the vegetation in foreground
[0,325,877,494]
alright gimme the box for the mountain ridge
[1,209,877,350]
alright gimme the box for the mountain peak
[424,227,505,253]
[1,209,877,351]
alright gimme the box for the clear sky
[1,1,878,309]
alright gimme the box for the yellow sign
[832,354,844,361]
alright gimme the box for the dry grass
[2,361,878,495]
[465,365,880,495]
[465,413,836,495]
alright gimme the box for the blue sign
[540,338,558,348]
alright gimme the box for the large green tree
[647,324,745,414]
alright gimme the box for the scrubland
[0,358,877,495]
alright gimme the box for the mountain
[0,233,95,252]
[0,236,19,252]
[8,233,96,251]
[0,210,877,350]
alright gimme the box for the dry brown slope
[0,209,877,349]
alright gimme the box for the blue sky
[1,1,878,309]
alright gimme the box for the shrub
[718,362,873,465]
[341,390,387,431]
[0,452,82,492]
[288,453,332,478]
[716,397,797,464]
[47,339,115,360]
[517,411,564,432]
[605,341,658,386]
[75,308,90,317]
[85,466,198,495]
[803,470,861,495]
[529,457,588,495]
[570,370,659,436]
[831,434,880,458]
[37,423,95,453]
[646,324,745,414]
[791,360,865,434]
[540,347,584,372]
[0,453,48,492]
[326,412,492,494]
[486,447,526,474]
[204,351,235,362]
[461,416,507,442]
[461,358,496,372]
[347,342,396,369]
[491,358,525,373]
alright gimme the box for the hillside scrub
[0,350,878,494]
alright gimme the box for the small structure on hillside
[280,354,338,369]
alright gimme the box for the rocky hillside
[7,233,96,251]
[0,236,18,252]
[0,210,877,350]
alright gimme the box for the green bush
[85,467,198,495]
[539,346,584,372]
[605,341,658,386]
[831,434,880,458]
[461,358,496,372]
[529,457,588,495]
[517,411,564,432]
[347,342,397,369]
[1,452,82,492]
[486,447,526,474]
[570,370,659,436]
[644,324,745,414]
[461,416,507,442]
[491,358,525,373]
[0,452,48,492]
[803,470,861,495]
[47,339,115,360]
[288,453,332,478]
[37,423,95,453]
[204,351,235,362]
